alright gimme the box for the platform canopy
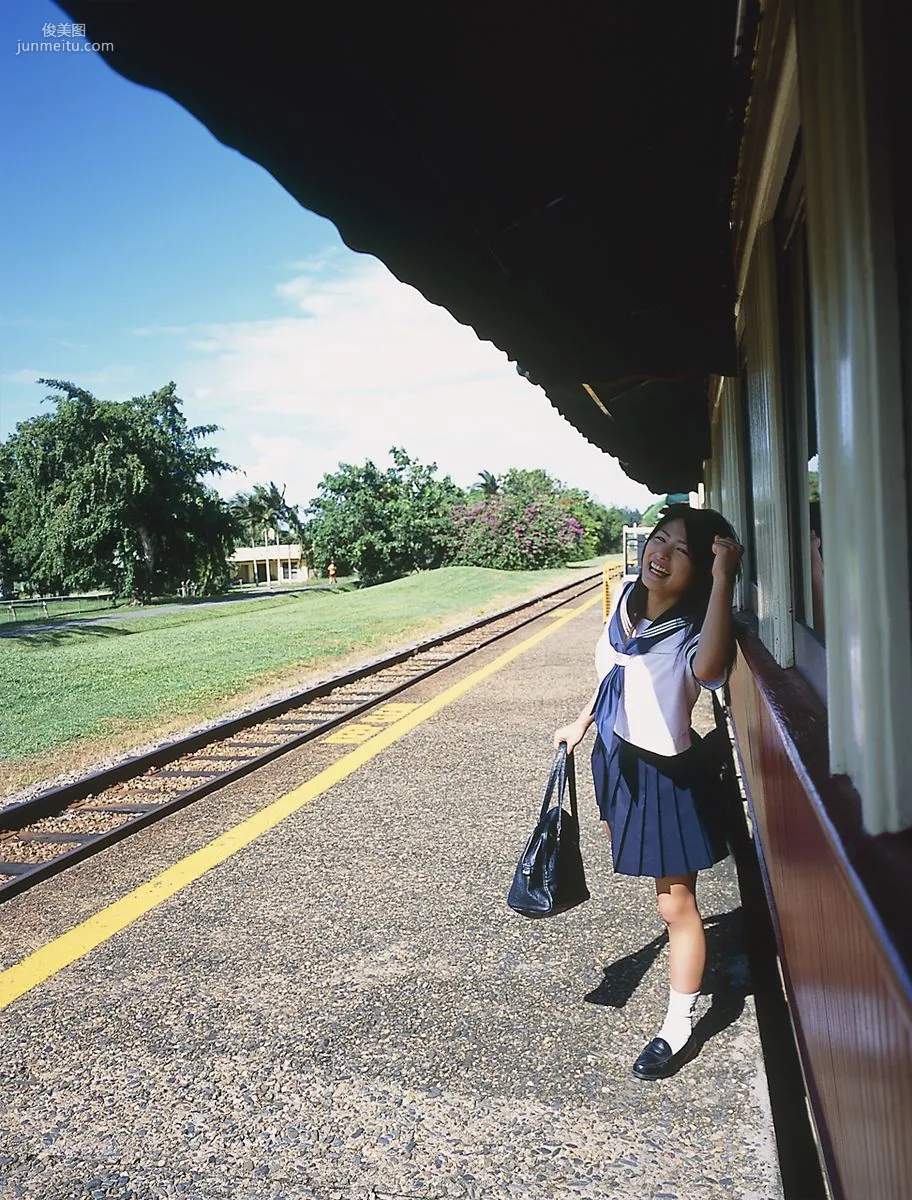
[60,1,747,491]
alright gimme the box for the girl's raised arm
[691,535,742,683]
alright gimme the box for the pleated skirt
[591,732,729,878]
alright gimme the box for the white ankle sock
[656,986,700,1054]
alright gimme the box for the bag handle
[710,686,726,729]
[541,743,579,826]
[517,745,580,873]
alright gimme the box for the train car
[700,8,912,1198]
[621,524,652,583]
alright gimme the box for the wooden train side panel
[729,635,912,1200]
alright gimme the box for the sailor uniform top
[594,581,725,757]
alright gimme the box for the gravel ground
[0,601,783,1200]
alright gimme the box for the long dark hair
[627,504,741,644]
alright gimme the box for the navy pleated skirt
[591,732,729,878]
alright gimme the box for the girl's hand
[554,719,588,755]
[711,534,742,583]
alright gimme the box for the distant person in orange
[327,561,337,586]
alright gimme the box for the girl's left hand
[711,534,743,582]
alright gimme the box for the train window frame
[776,149,827,704]
[736,356,759,618]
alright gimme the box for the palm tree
[229,482,304,546]
[474,469,501,497]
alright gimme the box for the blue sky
[0,0,658,513]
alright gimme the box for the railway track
[1,572,605,902]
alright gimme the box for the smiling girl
[554,504,743,1080]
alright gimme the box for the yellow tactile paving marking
[0,593,601,1010]
[324,703,420,744]
[323,723,389,745]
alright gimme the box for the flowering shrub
[448,494,585,570]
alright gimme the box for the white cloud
[169,255,659,513]
[129,325,193,338]
[3,366,136,386]
[224,435,311,496]
[1,368,44,384]
[80,366,138,387]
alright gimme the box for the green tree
[228,481,305,547]
[0,464,14,595]
[500,467,562,503]
[599,505,644,553]
[0,379,237,599]
[306,447,462,586]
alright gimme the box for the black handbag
[507,744,590,918]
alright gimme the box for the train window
[737,360,759,614]
[777,155,827,702]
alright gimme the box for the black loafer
[631,1035,699,1080]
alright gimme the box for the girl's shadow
[584,907,749,1047]
[583,930,668,1009]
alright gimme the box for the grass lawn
[0,593,118,627]
[2,564,606,791]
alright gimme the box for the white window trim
[727,16,799,656]
[743,222,795,668]
[710,376,751,616]
[797,0,912,832]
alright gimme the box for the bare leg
[655,873,704,993]
[631,873,705,1076]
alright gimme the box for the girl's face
[641,518,696,604]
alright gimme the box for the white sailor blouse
[594,581,725,757]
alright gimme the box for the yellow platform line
[0,592,601,1011]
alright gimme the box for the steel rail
[1,572,603,902]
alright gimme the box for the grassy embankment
[0,579,354,631]
[2,563,612,793]
[0,594,117,627]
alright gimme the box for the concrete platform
[0,595,783,1200]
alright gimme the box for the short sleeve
[685,632,727,691]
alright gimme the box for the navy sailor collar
[618,581,691,645]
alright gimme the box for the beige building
[229,544,308,585]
